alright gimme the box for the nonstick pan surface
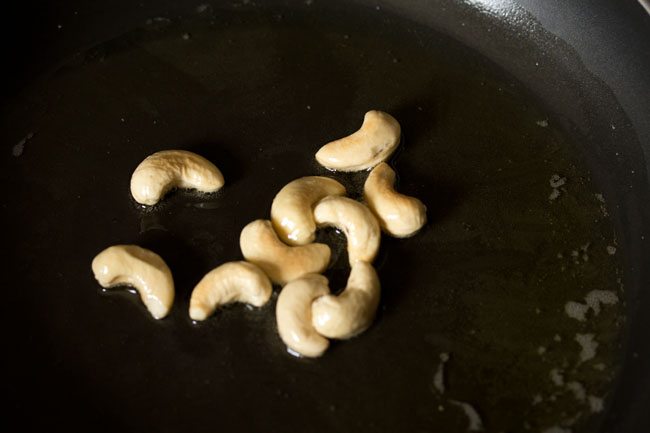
[3,1,649,432]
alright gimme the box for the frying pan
[2,0,649,432]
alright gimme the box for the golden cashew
[276,274,330,358]
[364,162,427,237]
[311,261,380,339]
[240,219,331,285]
[91,245,175,319]
[315,110,401,172]
[313,196,381,265]
[130,150,224,206]
[189,261,272,321]
[270,176,346,246]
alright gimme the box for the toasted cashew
[270,176,346,246]
[91,245,174,319]
[276,274,330,358]
[189,261,272,321]
[313,196,381,265]
[364,162,427,237]
[130,150,224,206]
[315,110,401,172]
[240,219,331,285]
[312,261,380,339]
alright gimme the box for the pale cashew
[270,176,346,246]
[91,245,174,319]
[363,162,427,237]
[315,110,401,172]
[311,261,380,339]
[130,150,224,206]
[276,274,330,358]
[189,261,272,321]
[313,196,381,265]
[240,219,331,285]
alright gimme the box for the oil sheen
[2,4,624,433]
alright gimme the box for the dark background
[2,1,649,432]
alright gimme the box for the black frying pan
[3,1,649,432]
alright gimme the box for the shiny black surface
[2,1,649,432]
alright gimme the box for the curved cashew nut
[270,176,346,246]
[240,219,331,285]
[364,162,427,237]
[312,261,380,339]
[276,274,330,358]
[189,261,272,321]
[315,110,401,172]
[130,150,224,206]
[91,245,174,319]
[313,196,381,265]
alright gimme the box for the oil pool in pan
[3,5,624,433]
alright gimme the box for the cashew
[270,176,346,246]
[313,196,381,265]
[130,150,224,206]
[240,219,331,285]
[312,261,380,339]
[363,162,427,237]
[189,261,272,321]
[91,245,174,319]
[315,110,401,172]
[276,274,330,358]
